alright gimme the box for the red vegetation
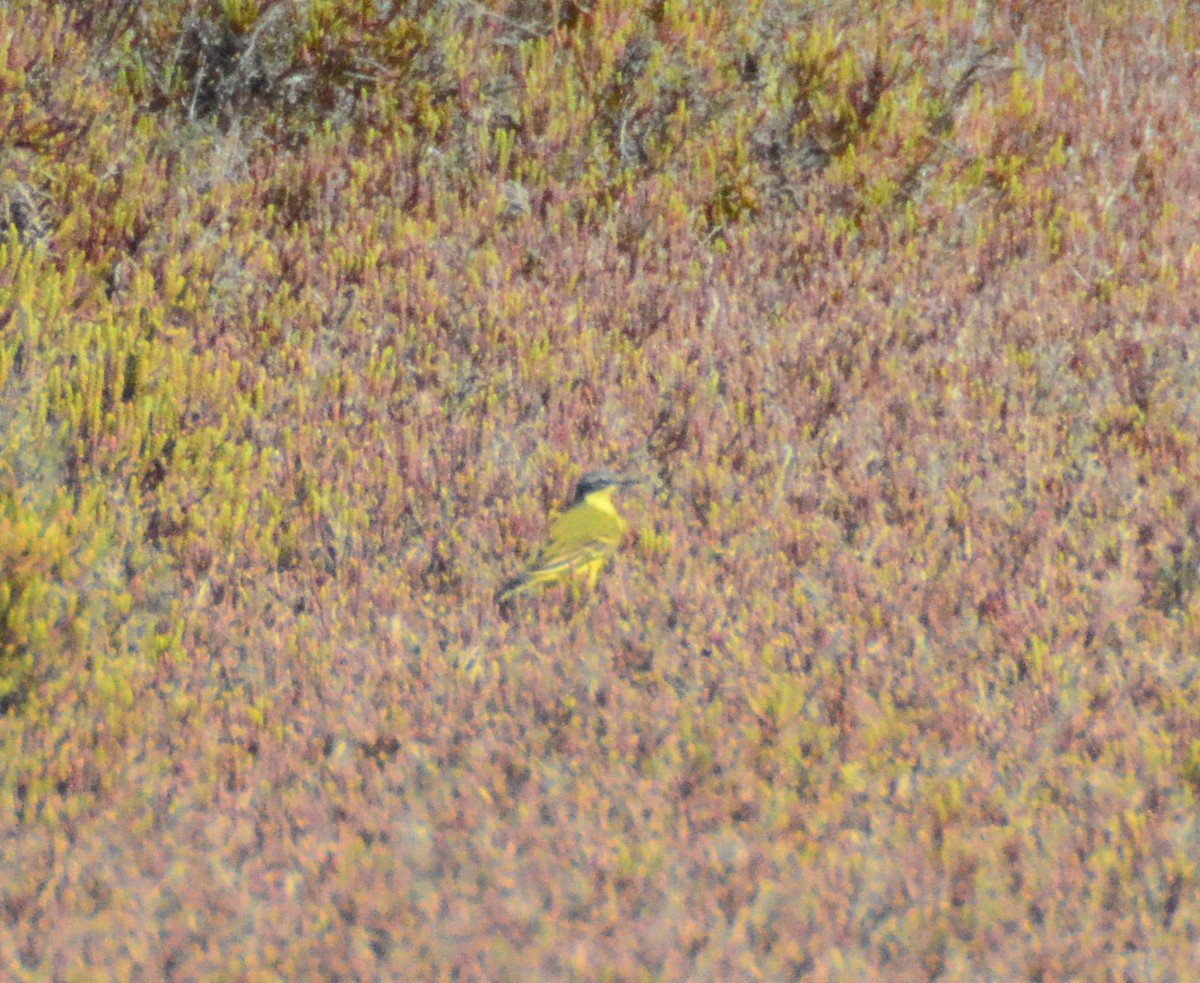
[2,0,1200,977]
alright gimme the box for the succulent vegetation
[2,0,1200,977]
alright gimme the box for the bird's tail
[493,576,531,606]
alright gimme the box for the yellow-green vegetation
[2,0,1200,977]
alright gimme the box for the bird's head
[572,469,638,505]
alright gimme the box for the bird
[495,469,637,605]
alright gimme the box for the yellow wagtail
[495,469,637,605]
